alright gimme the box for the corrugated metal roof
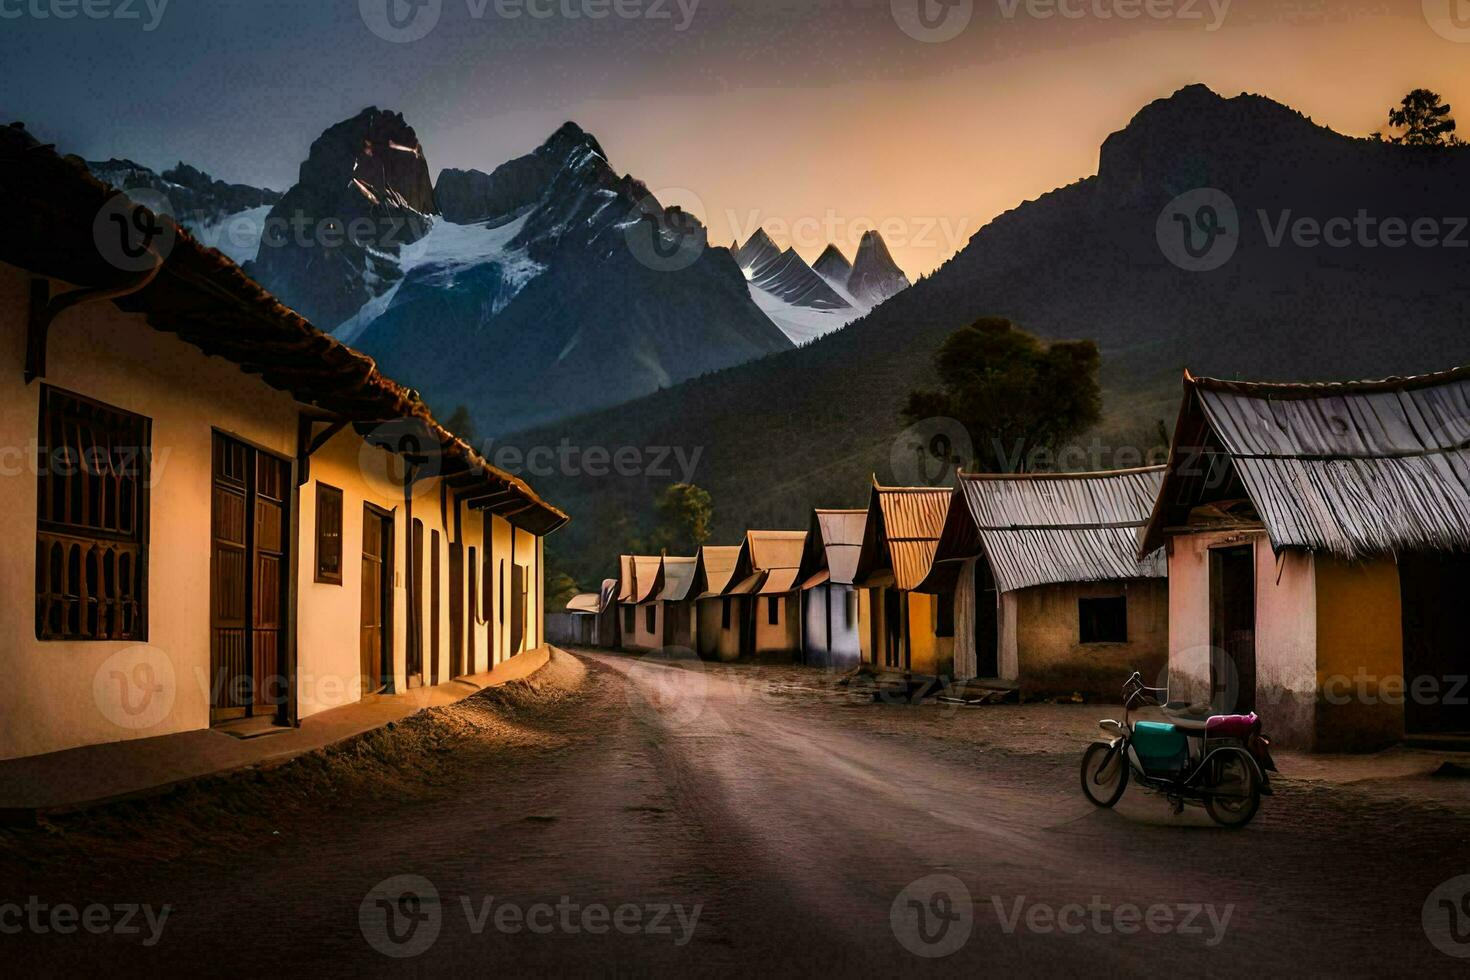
[623,555,662,604]
[694,545,741,598]
[566,593,601,614]
[759,568,801,595]
[1143,369,1470,559]
[960,468,1166,593]
[856,485,952,592]
[816,510,866,586]
[617,555,636,602]
[657,557,698,602]
[747,530,807,571]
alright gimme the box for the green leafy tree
[903,317,1101,473]
[1385,89,1459,146]
[648,483,713,554]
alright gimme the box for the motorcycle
[1080,672,1278,828]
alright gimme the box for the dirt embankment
[0,650,588,875]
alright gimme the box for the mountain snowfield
[334,210,543,346]
[734,228,910,344]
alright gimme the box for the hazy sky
[2,0,1466,277]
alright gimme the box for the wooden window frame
[314,482,344,585]
[35,385,151,642]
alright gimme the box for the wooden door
[467,546,479,675]
[1400,554,1470,735]
[360,506,391,696]
[1210,545,1257,713]
[975,560,1000,678]
[210,434,290,723]
[410,519,425,687]
[449,542,465,677]
[430,530,441,683]
[511,563,527,655]
[884,588,903,669]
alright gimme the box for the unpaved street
[3,648,1467,975]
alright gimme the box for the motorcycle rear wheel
[1204,753,1261,828]
[1080,742,1129,808]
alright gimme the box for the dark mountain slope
[509,85,1470,585]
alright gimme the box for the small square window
[1080,596,1128,644]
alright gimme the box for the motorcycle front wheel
[1080,741,1129,808]
[1204,752,1261,828]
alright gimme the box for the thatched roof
[0,121,567,534]
[1141,369,1470,559]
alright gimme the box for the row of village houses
[0,124,567,764]
[562,371,1470,754]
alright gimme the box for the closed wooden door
[975,560,1000,678]
[430,530,441,683]
[449,542,464,676]
[210,434,290,723]
[511,563,527,655]
[467,546,479,675]
[409,519,425,686]
[360,506,391,696]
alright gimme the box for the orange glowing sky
[6,0,1466,280]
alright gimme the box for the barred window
[314,483,343,584]
[35,387,150,641]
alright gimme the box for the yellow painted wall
[0,267,299,759]
[904,591,950,678]
[1313,555,1403,751]
[1010,579,1168,699]
[752,593,800,659]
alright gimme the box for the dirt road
[3,648,1467,975]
